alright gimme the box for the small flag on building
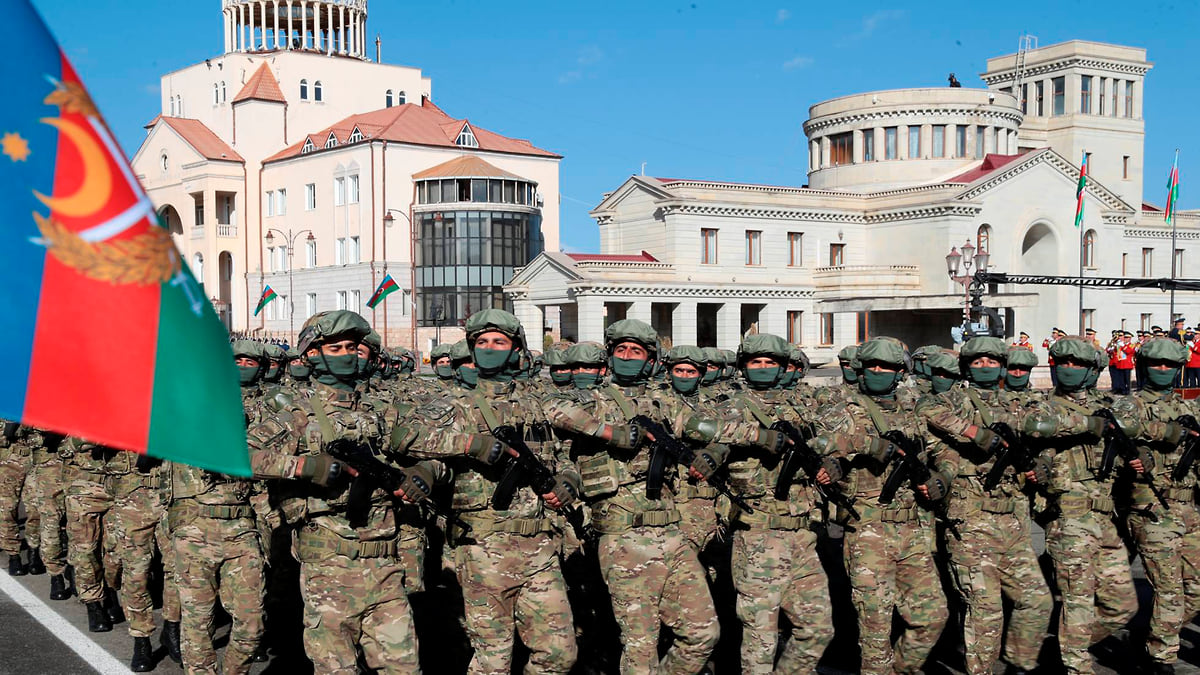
[1165,150,1180,225]
[253,285,277,316]
[0,0,249,476]
[1074,151,1089,228]
[367,274,399,309]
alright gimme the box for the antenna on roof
[640,162,647,176]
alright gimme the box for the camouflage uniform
[545,325,719,675]
[810,337,948,675]
[917,337,1050,674]
[0,421,36,563]
[24,426,67,577]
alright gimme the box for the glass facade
[415,209,543,326]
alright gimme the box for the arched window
[397,90,406,105]
[192,253,204,285]
[1083,229,1097,267]
[299,79,309,100]
[213,83,219,105]
[160,152,168,172]
[976,224,992,254]
[385,89,393,107]
[221,81,227,102]
[314,81,323,102]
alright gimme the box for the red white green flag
[367,274,399,309]
[1165,150,1180,225]
[1074,151,1088,228]
[253,285,277,317]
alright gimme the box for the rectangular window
[787,310,804,344]
[829,243,845,266]
[1035,80,1044,116]
[1021,83,1029,113]
[1080,75,1092,114]
[401,290,411,315]
[787,232,803,267]
[1142,247,1153,277]
[701,228,718,264]
[267,246,276,272]
[857,312,869,343]
[975,126,985,159]
[335,237,346,265]
[305,239,316,268]
[908,126,921,158]
[1175,249,1184,277]
[305,293,317,318]
[1124,80,1134,117]
[1099,79,1107,115]
[351,290,360,308]
[862,130,875,161]
[1081,308,1094,330]
[830,132,853,166]
[884,127,897,160]
[1122,252,1128,276]
[347,175,359,204]
[264,191,273,217]
[1052,76,1065,116]
[471,179,488,203]
[305,183,316,210]
[276,188,286,216]
[745,230,762,265]
[334,177,345,206]
[349,236,360,264]
[955,126,966,158]
[932,125,945,158]
[820,313,834,346]
[1123,156,1130,179]
[1112,81,1119,117]
[1141,313,1152,331]
[336,291,347,310]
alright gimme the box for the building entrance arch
[1020,221,1067,337]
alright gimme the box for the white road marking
[0,573,130,675]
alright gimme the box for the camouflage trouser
[945,509,1051,674]
[300,552,420,673]
[454,532,575,675]
[676,493,719,554]
[596,526,719,675]
[27,459,66,575]
[1127,502,1200,665]
[0,451,35,555]
[397,519,427,593]
[1044,511,1138,674]
[843,516,948,675]
[173,517,264,675]
[156,518,180,623]
[730,527,832,674]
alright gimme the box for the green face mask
[861,369,900,395]
[435,364,454,380]
[264,364,281,381]
[550,371,573,386]
[358,357,376,379]
[288,363,311,380]
[779,369,797,389]
[931,375,957,394]
[744,366,781,389]
[1055,364,1089,391]
[841,367,859,384]
[313,353,361,387]
[670,374,701,395]
[1005,372,1030,390]
[1084,369,1101,389]
[1146,367,1179,390]
[702,369,720,385]
[456,366,478,389]
[473,347,513,372]
[572,372,601,389]
[237,365,260,386]
[611,357,648,382]
[969,366,1002,389]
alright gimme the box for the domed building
[507,39,1194,363]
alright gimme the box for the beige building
[508,39,1198,363]
[132,0,561,350]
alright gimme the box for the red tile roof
[233,63,286,104]
[143,114,162,129]
[946,153,1026,183]
[159,117,244,162]
[567,251,658,263]
[1143,201,1162,212]
[265,102,560,162]
[412,155,527,180]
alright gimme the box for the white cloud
[776,8,791,23]
[558,70,582,85]
[855,9,905,40]
[782,55,814,71]
[559,46,605,85]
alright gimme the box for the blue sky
[34,0,1200,253]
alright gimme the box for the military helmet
[361,330,382,355]
[855,337,910,371]
[449,339,472,365]
[231,339,266,361]
[960,337,1008,366]
[297,310,371,354]
[261,343,285,360]
[665,345,707,370]
[1005,346,1039,369]
[926,349,961,376]
[700,346,722,366]
[1048,336,1098,364]
[464,309,526,349]
[429,343,454,362]
[285,347,301,361]
[790,345,811,378]
[604,319,659,356]
[837,344,860,369]
[1138,336,1188,365]
[565,342,607,366]
[737,333,791,366]
[544,348,569,367]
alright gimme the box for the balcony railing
[813,264,921,298]
[217,224,238,238]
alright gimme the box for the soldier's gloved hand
[465,434,506,464]
[1162,421,1187,445]
[297,454,343,486]
[544,474,580,510]
[689,444,729,481]
[1131,449,1155,475]
[754,429,789,455]
[396,463,435,503]
[920,474,949,501]
[608,423,646,451]
[867,435,901,463]
[819,456,845,484]
[971,427,1006,456]
[1086,415,1112,438]
[1026,457,1051,485]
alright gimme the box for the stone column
[760,303,788,338]
[513,300,545,346]
[300,1,307,49]
[716,302,740,351]
[672,301,697,346]
[239,3,246,51]
[852,129,863,163]
[327,3,334,55]
[286,1,293,49]
[899,125,909,159]
[259,1,267,49]
[921,123,932,159]
[628,300,652,325]
[1133,78,1144,119]
[576,295,606,344]
[339,5,347,54]
[820,137,830,167]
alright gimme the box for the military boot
[103,587,125,625]
[129,636,153,672]
[6,553,26,576]
[48,573,70,600]
[86,601,112,632]
[160,620,181,665]
[27,548,45,575]
[1151,663,1176,675]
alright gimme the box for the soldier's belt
[879,505,921,523]
[1131,484,1195,505]
[678,483,719,500]
[733,510,808,531]
[1056,494,1114,516]
[976,496,1018,514]
[456,514,552,538]
[591,508,680,534]
[295,528,398,561]
[0,444,32,459]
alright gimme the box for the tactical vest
[724,389,819,523]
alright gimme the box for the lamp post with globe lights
[264,227,314,343]
[946,238,990,337]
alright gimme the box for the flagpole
[1169,149,1180,324]
[1078,150,1086,335]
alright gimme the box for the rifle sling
[742,395,776,430]
[309,393,336,445]
[857,394,892,437]
[606,385,637,421]
[964,388,996,428]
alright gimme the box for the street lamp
[383,207,414,350]
[264,227,315,343]
[946,238,989,331]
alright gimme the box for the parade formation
[2,308,1199,675]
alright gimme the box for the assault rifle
[878,430,960,538]
[631,415,755,515]
[324,438,470,533]
[769,420,860,521]
[1173,415,1200,483]
[491,425,568,511]
[1094,408,1170,511]
[982,422,1037,491]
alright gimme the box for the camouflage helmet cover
[604,319,659,355]
[665,345,707,369]
[737,333,791,365]
[464,309,526,348]
[1138,336,1189,365]
[1005,346,1039,369]
[565,342,608,366]
[856,336,910,371]
[297,310,371,354]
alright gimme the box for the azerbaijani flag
[0,1,249,476]
[253,285,277,316]
[1074,151,1088,228]
[1165,150,1180,225]
[367,273,399,309]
